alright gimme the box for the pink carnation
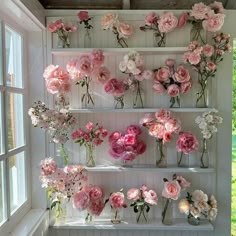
[143,190,158,205]
[162,180,181,200]
[165,118,181,133]
[206,61,216,71]
[210,1,224,14]
[121,152,136,161]
[127,188,140,201]
[139,113,154,126]
[78,11,89,21]
[90,49,105,66]
[155,109,171,122]
[163,131,172,144]
[188,52,201,65]
[155,67,170,82]
[126,125,141,136]
[202,12,225,32]
[72,191,90,211]
[45,78,61,94]
[158,12,178,33]
[123,134,137,146]
[109,142,125,158]
[145,12,158,26]
[174,65,190,83]
[88,198,105,216]
[203,44,214,57]
[149,123,165,139]
[109,192,125,209]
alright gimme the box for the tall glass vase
[156,140,167,168]
[196,77,209,108]
[190,22,206,44]
[57,32,70,48]
[162,198,173,225]
[177,152,189,167]
[199,139,209,168]
[111,208,122,224]
[51,200,67,224]
[81,77,95,109]
[133,81,144,108]
[86,143,96,167]
[84,28,92,48]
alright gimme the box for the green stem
[114,95,124,109]
[200,139,207,168]
[177,152,183,166]
[133,81,144,108]
[162,198,169,224]
[60,143,68,166]
[86,143,95,167]
[156,140,165,166]
[137,205,147,223]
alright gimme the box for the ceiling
[38,0,236,9]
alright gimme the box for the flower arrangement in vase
[195,109,223,168]
[152,59,192,108]
[162,174,190,225]
[48,19,77,48]
[140,109,181,167]
[108,125,146,164]
[178,190,217,225]
[127,185,158,223]
[101,13,133,47]
[183,33,231,107]
[71,122,108,167]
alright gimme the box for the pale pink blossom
[188,52,201,65]
[167,84,180,97]
[206,62,216,71]
[47,22,58,32]
[163,131,172,144]
[95,66,110,84]
[176,175,191,189]
[127,188,140,201]
[152,82,166,94]
[180,81,192,94]
[155,67,170,82]
[139,113,154,126]
[88,198,105,216]
[155,109,171,122]
[174,65,190,83]
[203,44,214,57]
[78,11,89,21]
[40,158,57,176]
[149,123,165,139]
[117,22,133,38]
[165,59,176,67]
[158,12,178,33]
[162,180,181,200]
[73,191,90,211]
[202,12,225,32]
[86,122,94,131]
[90,49,105,66]
[145,12,158,26]
[121,152,136,161]
[45,78,61,94]
[77,55,93,75]
[63,22,77,32]
[190,2,210,20]
[109,192,125,208]
[141,70,154,80]
[101,13,118,30]
[143,190,158,205]
[88,186,103,201]
[178,12,188,28]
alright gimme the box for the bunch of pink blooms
[72,185,106,222]
[101,13,133,48]
[48,19,77,48]
[183,33,231,107]
[127,184,158,223]
[108,125,146,162]
[153,59,192,108]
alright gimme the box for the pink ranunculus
[90,49,105,66]
[167,84,180,97]
[165,118,181,133]
[203,44,214,57]
[176,131,199,154]
[88,186,103,201]
[180,81,192,94]
[77,55,93,75]
[206,61,216,71]
[202,12,225,32]
[123,134,137,146]
[121,151,136,161]
[109,192,125,208]
[149,123,165,139]
[155,67,170,82]
[72,191,90,211]
[152,82,166,94]
[155,109,171,122]
[188,52,201,65]
[101,13,118,30]
[88,198,105,216]
[143,190,158,205]
[145,12,158,26]
[136,140,146,155]
[126,125,141,136]
[78,11,89,21]
[165,59,176,67]
[45,78,61,94]
[139,113,154,126]
[95,66,111,84]
[127,188,140,201]
[158,12,178,33]
[174,65,190,83]
[141,70,154,80]
[190,2,210,20]
[117,22,133,38]
[86,122,94,131]
[48,22,57,33]
[178,12,188,28]
[163,131,172,144]
[176,175,191,189]
[210,1,224,14]
[109,131,122,143]
[162,180,181,200]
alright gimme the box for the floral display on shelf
[108,125,146,163]
[140,109,181,167]
[183,33,231,107]
[140,11,183,47]
[40,158,87,218]
[176,131,199,167]
[72,185,106,223]
[162,174,190,225]
[48,19,77,48]
[178,190,218,225]
[187,1,225,43]
[71,122,108,167]
[127,185,158,223]
[119,50,154,108]
[152,59,192,108]
[195,109,222,168]
[28,102,77,165]
[101,13,133,48]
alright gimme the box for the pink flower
[149,123,165,139]
[167,84,180,97]
[136,140,146,155]
[163,131,172,144]
[90,49,105,66]
[95,66,110,84]
[141,184,148,192]
[86,122,94,131]
[83,133,90,141]
[88,186,103,201]
[63,22,77,32]
[117,22,133,38]
[101,129,108,138]
[127,188,140,201]
[158,12,178,33]
[123,134,137,146]
[155,109,171,122]
[77,55,93,75]
[206,62,216,71]
[203,44,214,57]
[40,158,57,176]
[176,175,191,189]
[139,113,154,126]
[202,12,225,32]
[216,49,224,55]
[176,131,199,154]
[162,180,181,200]
[109,142,125,158]
[71,130,81,140]
[188,52,201,65]
[141,70,154,80]
[174,65,190,83]
[145,12,158,26]
[152,82,166,95]
[48,22,57,32]
[88,198,105,216]
[43,65,69,81]
[143,190,158,205]
[121,151,136,161]
[72,191,90,211]
[109,192,125,208]
[188,41,199,51]
[165,118,181,133]
[180,81,192,94]
[55,19,63,29]
[190,2,210,20]
[182,52,191,63]
[45,78,61,94]
[93,138,103,146]
[101,13,118,30]
[109,131,122,143]
[165,59,176,67]
[155,67,170,82]
[178,12,188,28]
[210,1,224,14]
[126,125,141,136]
[78,11,89,21]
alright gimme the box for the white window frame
[0,17,31,234]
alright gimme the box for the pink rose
[167,84,180,97]
[95,66,110,84]
[188,52,201,65]
[117,22,133,38]
[139,113,154,126]
[206,61,216,71]
[176,131,199,154]
[145,12,158,26]
[48,22,57,33]
[155,67,170,82]
[141,184,148,192]
[123,134,137,146]
[141,70,154,80]
[180,81,192,94]
[178,12,188,28]
[109,131,122,143]
[162,180,181,200]
[109,192,125,208]
[136,140,146,155]
[203,44,214,57]
[158,12,178,33]
[143,190,158,205]
[165,118,181,133]
[88,186,103,201]
[163,131,172,144]
[90,49,105,66]
[202,12,225,32]
[190,2,210,20]
[126,125,141,136]
[127,188,140,201]
[45,78,61,94]
[77,55,93,75]
[210,1,224,14]
[72,191,90,211]
[88,198,105,216]
[176,175,191,189]
[149,123,165,139]
[155,109,171,122]
[101,13,118,30]
[86,122,94,131]
[174,65,190,83]
[152,82,166,95]
[77,11,89,21]
[165,59,176,67]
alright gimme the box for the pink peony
[109,131,122,143]
[167,84,180,97]
[158,12,178,33]
[165,59,176,67]
[73,191,90,211]
[136,140,146,155]
[126,125,141,136]
[155,109,171,122]
[202,12,225,32]
[155,67,170,82]
[48,22,57,33]
[45,78,61,94]
[101,13,118,30]
[174,65,190,83]
[127,188,140,201]
[188,52,201,65]
[88,186,103,201]
[117,22,133,38]
[86,122,94,131]
[149,123,165,139]
[78,11,89,21]
[162,180,181,200]
[77,55,93,75]
[143,190,158,205]
[109,192,125,208]
[203,44,214,57]
[145,12,158,26]
[180,81,192,94]
[95,66,110,84]
[88,198,105,216]
[176,131,199,154]
[178,12,188,28]
[176,175,191,189]
[152,82,166,94]
[110,142,125,158]
[190,2,210,20]
[90,49,105,66]
[206,61,216,71]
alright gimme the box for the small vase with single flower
[86,143,96,167]
[199,139,209,168]
[162,197,173,225]
[156,139,167,168]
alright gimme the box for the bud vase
[57,33,70,48]
[156,140,167,168]
[196,79,209,108]
[114,95,124,109]
[170,96,180,108]
[86,143,96,167]
[81,77,95,109]
[177,152,189,167]
[136,205,149,223]
[154,31,166,47]
[187,214,200,226]
[133,81,144,108]
[200,139,209,168]
[51,200,67,224]
[55,93,70,111]
[84,28,92,48]
[162,198,173,225]
[190,22,206,44]
[111,208,122,224]
[85,212,94,224]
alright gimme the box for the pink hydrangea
[127,188,140,201]
[109,192,126,208]
[73,191,90,211]
[158,12,178,33]
[162,180,181,200]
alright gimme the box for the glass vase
[136,205,149,223]
[57,33,70,48]
[177,152,189,167]
[162,198,173,225]
[111,208,122,224]
[55,93,70,111]
[133,81,144,108]
[84,28,92,48]
[196,79,209,108]
[154,31,166,47]
[170,96,180,108]
[81,77,95,109]
[187,214,200,226]
[51,200,67,224]
[156,140,167,168]
[86,143,96,167]
[200,139,209,168]
[114,95,124,109]
[85,212,94,224]
[190,22,206,44]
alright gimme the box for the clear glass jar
[156,140,167,168]
[114,95,125,109]
[84,28,92,48]
[86,143,96,167]
[177,152,189,167]
[133,81,145,108]
[136,205,149,223]
[111,208,122,224]
[190,22,206,44]
[196,79,209,108]
[57,33,70,48]
[162,198,173,225]
[199,139,209,168]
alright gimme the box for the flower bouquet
[152,59,192,108]
[71,122,108,167]
[127,185,158,223]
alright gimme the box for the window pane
[7,93,25,150]
[5,26,23,88]
[9,152,26,214]
[0,93,4,154]
[0,161,6,225]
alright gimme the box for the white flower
[202,131,212,139]
[119,61,127,72]
[130,67,142,75]
[192,190,208,202]
[127,60,136,71]
[208,208,218,221]
[199,121,207,129]
[123,54,129,63]
[206,114,213,122]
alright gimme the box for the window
[0,22,29,227]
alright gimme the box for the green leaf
[134,205,139,213]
